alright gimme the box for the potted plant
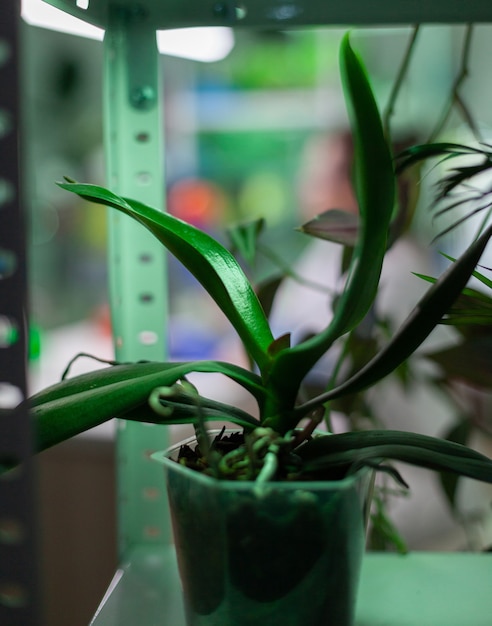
[26,33,492,626]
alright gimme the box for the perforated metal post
[0,2,39,625]
[103,8,170,559]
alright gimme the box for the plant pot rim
[151,429,371,489]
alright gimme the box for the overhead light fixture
[21,0,235,62]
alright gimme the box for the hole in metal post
[135,171,152,186]
[135,132,150,143]
[235,4,247,19]
[76,0,90,9]
[0,248,17,278]
[142,487,161,501]
[143,526,161,539]
[0,110,12,137]
[213,2,248,20]
[138,330,158,346]
[139,293,154,303]
[0,40,10,66]
[130,86,156,110]
[0,316,19,347]
[0,382,24,409]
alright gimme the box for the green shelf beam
[43,0,492,29]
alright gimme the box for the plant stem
[383,25,421,140]
[428,24,480,143]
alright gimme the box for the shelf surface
[90,547,492,626]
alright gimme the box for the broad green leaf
[58,182,275,374]
[295,224,492,418]
[30,360,266,451]
[297,430,492,484]
[264,32,395,422]
[29,361,182,407]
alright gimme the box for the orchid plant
[27,33,492,489]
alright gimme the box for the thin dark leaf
[439,419,473,509]
[295,224,492,416]
[395,142,487,174]
[432,207,492,243]
[30,360,266,451]
[264,33,395,425]
[297,430,492,484]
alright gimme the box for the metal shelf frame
[3,1,492,624]
[0,2,39,625]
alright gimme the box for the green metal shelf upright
[8,1,492,624]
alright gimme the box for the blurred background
[19,12,492,625]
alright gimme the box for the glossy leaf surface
[299,209,359,246]
[298,430,492,484]
[395,142,486,173]
[31,360,265,451]
[265,32,395,419]
[58,182,275,374]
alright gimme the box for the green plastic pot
[152,433,373,626]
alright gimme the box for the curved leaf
[395,142,487,174]
[30,360,266,451]
[265,32,395,422]
[297,430,492,484]
[57,182,275,374]
[29,361,181,407]
[295,224,492,416]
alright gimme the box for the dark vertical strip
[0,2,39,625]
